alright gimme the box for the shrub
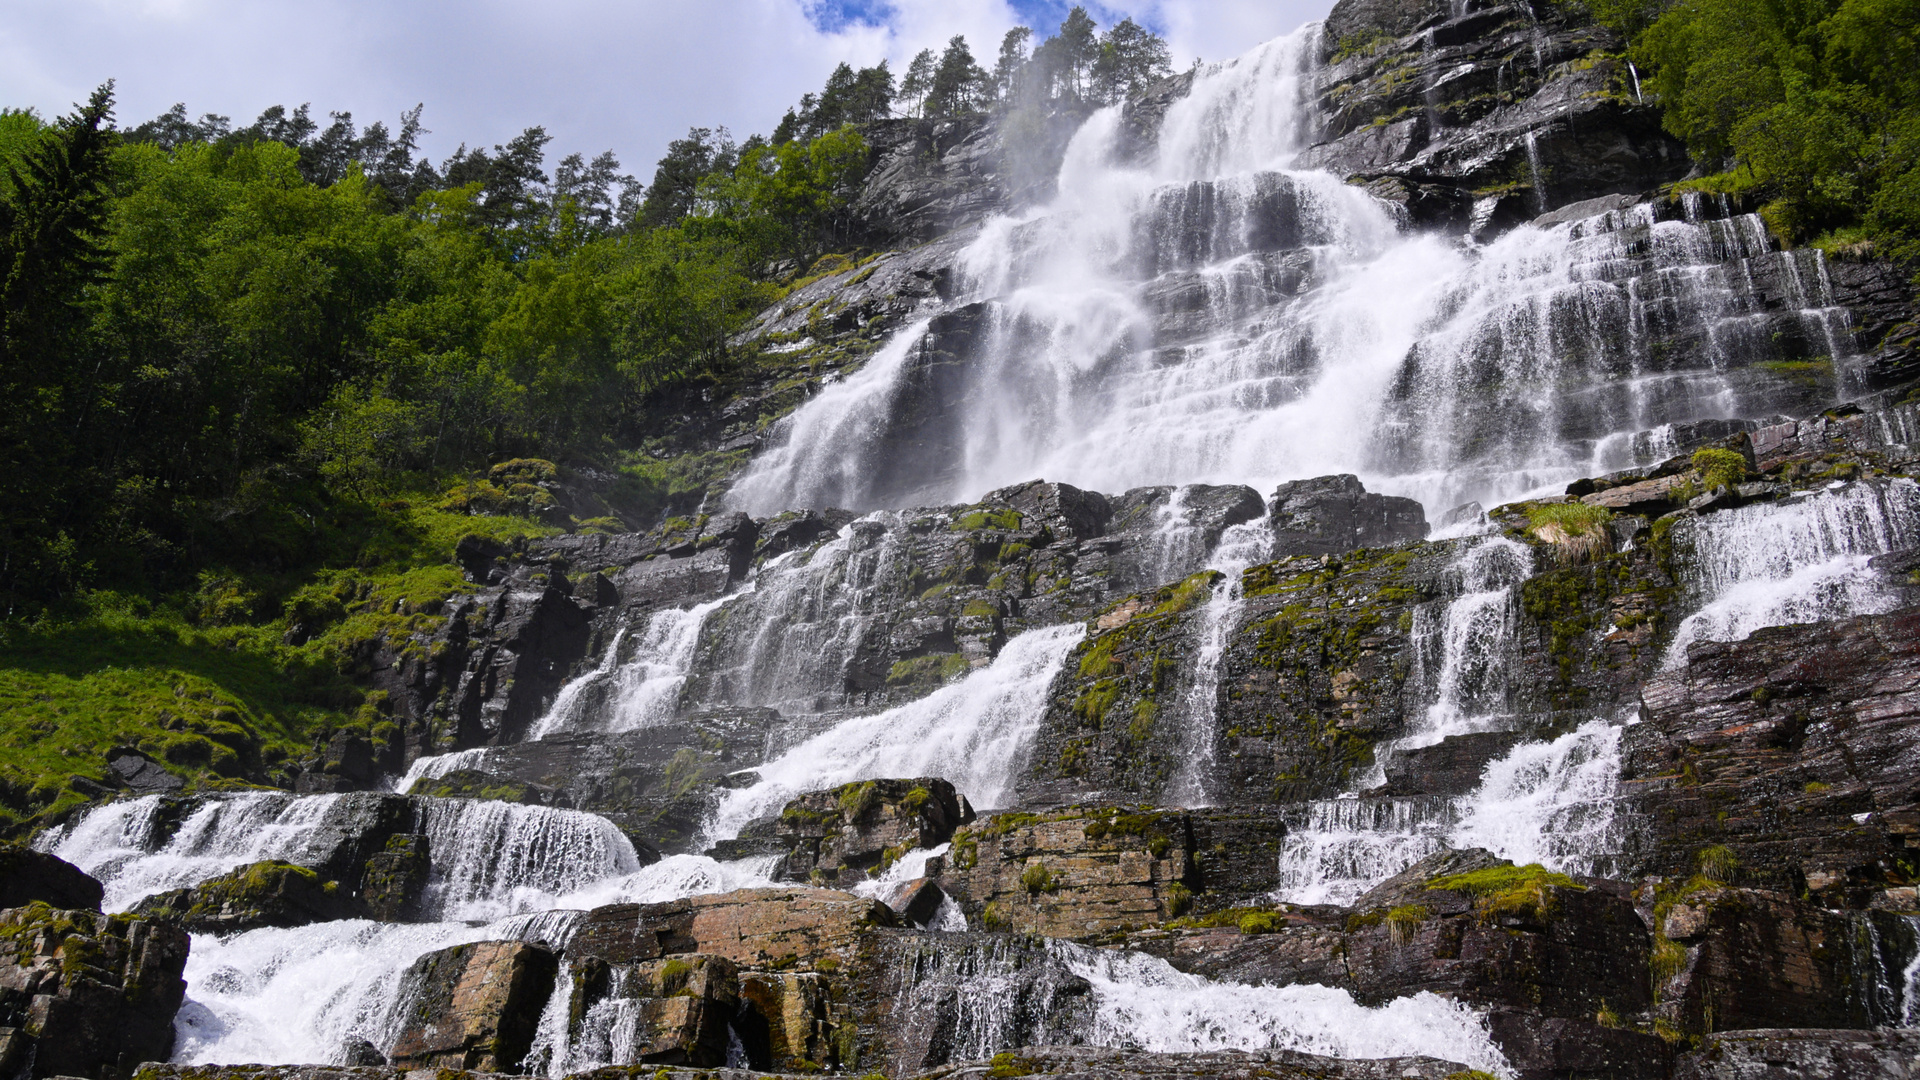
[1691,448,1748,491]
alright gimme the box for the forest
[0,8,1172,830]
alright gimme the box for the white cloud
[0,0,1329,178]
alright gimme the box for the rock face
[1622,608,1920,898]
[1672,1028,1920,1080]
[0,904,190,1080]
[389,940,559,1071]
[1268,475,1429,557]
[0,844,103,911]
[765,778,972,888]
[934,808,1197,937]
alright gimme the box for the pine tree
[928,36,989,117]
[994,27,1034,104]
[900,49,937,118]
[1091,18,1173,104]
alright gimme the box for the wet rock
[568,888,897,970]
[407,768,574,808]
[130,859,355,933]
[104,746,182,792]
[360,834,432,922]
[1672,1028,1920,1079]
[558,954,740,1068]
[1381,732,1524,796]
[293,792,421,887]
[0,904,189,1080]
[933,807,1196,937]
[0,844,102,911]
[923,1044,1470,1079]
[1186,806,1293,907]
[441,719,777,855]
[1650,885,1889,1036]
[388,940,559,1071]
[1268,475,1428,557]
[773,777,972,888]
[1621,607,1920,895]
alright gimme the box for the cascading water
[1167,515,1274,805]
[728,29,1858,521]
[40,793,350,911]
[531,591,743,739]
[704,623,1084,841]
[1665,478,1920,663]
[685,518,909,718]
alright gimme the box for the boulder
[1268,474,1428,557]
[104,746,183,792]
[0,844,102,911]
[406,768,573,808]
[934,807,1196,937]
[556,954,739,1068]
[773,777,972,887]
[0,903,189,1080]
[735,971,839,1073]
[568,888,897,970]
[130,859,354,933]
[360,834,432,922]
[387,940,559,1071]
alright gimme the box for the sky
[0,0,1329,182]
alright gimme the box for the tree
[1055,6,1101,101]
[1091,18,1172,104]
[637,127,736,227]
[900,49,937,118]
[994,27,1034,103]
[927,36,990,117]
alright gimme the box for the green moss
[1696,844,1740,883]
[1020,861,1060,894]
[1165,881,1192,917]
[1691,448,1749,490]
[1429,863,1583,923]
[901,785,931,811]
[1525,501,1614,537]
[836,780,880,820]
[961,599,1000,619]
[1147,571,1219,617]
[988,1051,1039,1077]
[1078,635,1119,679]
[886,653,971,687]
[952,509,1023,532]
[1238,909,1283,934]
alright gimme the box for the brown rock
[1672,1028,1920,1079]
[557,954,739,1068]
[935,807,1195,937]
[774,777,972,888]
[736,971,839,1072]
[388,940,558,1071]
[0,903,189,1080]
[568,888,896,970]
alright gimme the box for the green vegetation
[1429,863,1584,923]
[1604,0,1920,265]
[1238,909,1284,934]
[1691,448,1750,490]
[836,780,881,820]
[1020,860,1060,894]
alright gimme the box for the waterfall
[686,516,910,718]
[416,799,644,922]
[1168,516,1275,805]
[704,623,1084,841]
[727,26,1859,520]
[532,591,740,739]
[1665,479,1920,662]
[1276,720,1628,904]
[1274,797,1460,906]
[393,746,494,792]
[171,919,502,1066]
[39,793,348,912]
[1450,720,1626,875]
[1054,943,1510,1074]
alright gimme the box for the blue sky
[1,0,1326,182]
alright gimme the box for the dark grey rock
[1269,474,1428,556]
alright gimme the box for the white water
[729,27,1858,521]
[705,623,1084,841]
[1276,720,1627,905]
[416,798,644,921]
[40,793,349,912]
[1665,479,1920,663]
[1059,943,1512,1076]
[532,592,740,738]
[1168,515,1274,805]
